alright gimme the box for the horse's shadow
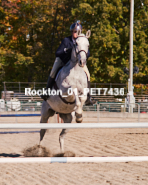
[0,153,21,157]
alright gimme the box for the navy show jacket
[56,35,90,64]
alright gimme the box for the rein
[73,36,88,62]
[73,44,87,62]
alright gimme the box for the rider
[41,20,93,105]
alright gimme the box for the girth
[53,82,75,105]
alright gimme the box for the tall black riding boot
[85,81,96,106]
[46,76,55,89]
[40,76,55,101]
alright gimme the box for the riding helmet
[70,20,82,32]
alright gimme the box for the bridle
[73,36,88,63]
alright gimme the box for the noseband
[77,49,87,56]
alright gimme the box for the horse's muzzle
[79,60,86,67]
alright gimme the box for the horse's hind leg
[59,113,72,153]
[40,101,55,143]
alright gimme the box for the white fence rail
[97,103,148,122]
[1,123,148,129]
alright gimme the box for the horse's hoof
[75,113,83,123]
[76,118,83,123]
[75,112,82,119]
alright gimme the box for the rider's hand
[64,47,72,53]
[64,48,68,53]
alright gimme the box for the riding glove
[64,47,72,53]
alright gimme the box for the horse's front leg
[59,113,72,153]
[75,94,87,123]
[40,101,55,143]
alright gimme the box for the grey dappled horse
[40,30,91,152]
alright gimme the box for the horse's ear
[77,29,81,36]
[86,30,91,38]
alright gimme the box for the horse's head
[72,30,91,67]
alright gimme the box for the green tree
[72,0,148,83]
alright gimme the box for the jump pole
[0,123,148,129]
[0,156,148,163]
[0,114,41,117]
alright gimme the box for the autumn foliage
[1,0,148,90]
